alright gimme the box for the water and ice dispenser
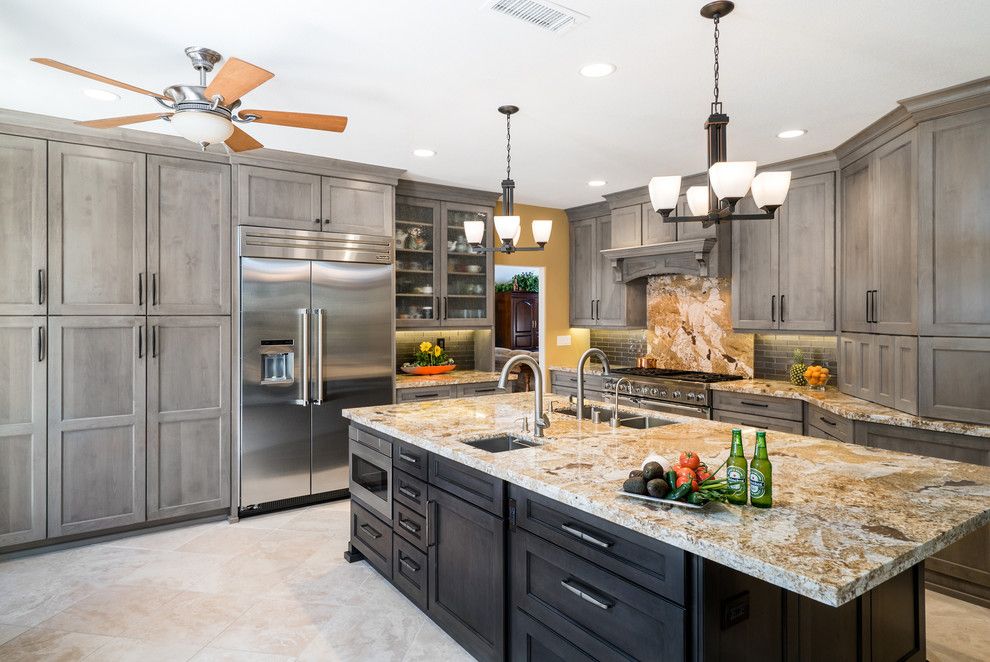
[260,340,294,385]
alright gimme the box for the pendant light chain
[712,13,721,112]
[505,112,511,180]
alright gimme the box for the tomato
[679,450,700,470]
[669,463,681,473]
[676,466,696,480]
[676,475,699,492]
[696,467,712,482]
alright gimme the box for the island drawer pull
[359,523,382,539]
[398,485,420,500]
[561,523,614,549]
[412,393,440,399]
[740,400,769,408]
[819,416,837,426]
[398,517,421,534]
[398,553,420,574]
[560,578,614,610]
[399,452,420,464]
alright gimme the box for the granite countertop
[710,379,990,438]
[395,370,510,389]
[343,392,990,607]
[549,364,629,375]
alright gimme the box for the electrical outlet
[436,338,445,349]
[556,335,572,346]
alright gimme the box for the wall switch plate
[436,338,445,349]
[556,335,572,346]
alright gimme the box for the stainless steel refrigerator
[238,227,394,511]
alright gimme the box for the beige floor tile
[209,599,336,657]
[0,570,97,627]
[926,590,990,662]
[280,507,350,534]
[106,522,221,551]
[0,627,111,661]
[232,509,306,531]
[0,624,27,646]
[267,557,375,606]
[403,618,475,662]
[176,526,274,558]
[190,648,296,662]
[39,585,179,637]
[86,636,202,661]
[115,550,231,594]
[296,602,424,662]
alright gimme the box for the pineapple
[789,349,807,386]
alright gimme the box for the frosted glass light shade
[532,219,553,244]
[170,111,234,147]
[708,161,757,201]
[648,176,681,212]
[494,215,521,243]
[751,171,792,209]
[687,186,710,216]
[464,220,486,244]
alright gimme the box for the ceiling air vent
[485,0,588,34]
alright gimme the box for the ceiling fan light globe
[751,171,792,210]
[708,161,757,201]
[649,176,681,213]
[686,186,711,216]
[494,215,521,244]
[464,220,486,245]
[170,111,234,147]
[532,219,553,245]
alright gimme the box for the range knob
[650,388,659,396]
[634,386,643,394]
[672,390,682,399]
[697,392,706,402]
[687,393,697,401]
[659,389,667,397]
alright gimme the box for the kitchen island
[343,392,990,661]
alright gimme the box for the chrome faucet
[576,348,611,421]
[498,355,550,437]
[611,377,631,429]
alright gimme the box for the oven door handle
[617,394,709,418]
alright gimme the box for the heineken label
[749,468,766,498]
[727,466,746,492]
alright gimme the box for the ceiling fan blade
[225,126,264,152]
[31,58,170,100]
[76,112,172,129]
[239,110,348,133]
[204,58,274,105]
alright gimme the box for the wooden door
[595,216,624,326]
[441,202,493,327]
[48,316,146,537]
[0,135,46,315]
[873,132,918,335]
[48,143,146,315]
[778,172,836,331]
[569,218,597,326]
[731,197,778,330]
[147,316,230,519]
[148,156,231,315]
[321,177,392,236]
[428,486,505,661]
[919,337,990,424]
[918,107,990,337]
[610,204,642,248]
[395,197,442,327]
[0,317,47,547]
[641,201,676,244]
[839,157,873,333]
[236,165,321,230]
[512,293,538,349]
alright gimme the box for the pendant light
[466,105,553,254]
[648,1,791,225]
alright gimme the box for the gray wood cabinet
[322,177,392,236]
[147,316,230,520]
[609,204,642,249]
[47,316,146,537]
[236,165,322,231]
[395,196,441,327]
[0,134,46,316]
[839,333,917,413]
[918,106,990,337]
[441,202,494,327]
[148,156,231,315]
[0,317,47,547]
[919,337,990,424]
[48,143,146,315]
[732,172,835,331]
[568,215,645,328]
[641,201,676,244]
[568,217,597,326]
[839,156,873,333]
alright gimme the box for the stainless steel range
[602,368,744,419]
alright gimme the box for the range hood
[600,237,717,282]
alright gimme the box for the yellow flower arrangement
[407,339,454,368]
[419,341,432,353]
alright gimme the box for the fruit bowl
[803,364,830,391]
[401,364,456,375]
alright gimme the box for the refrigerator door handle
[313,308,325,405]
[299,308,310,405]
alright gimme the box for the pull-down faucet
[498,355,550,437]
[576,348,611,421]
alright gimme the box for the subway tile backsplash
[589,329,646,368]
[396,330,476,371]
[753,334,838,381]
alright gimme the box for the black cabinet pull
[315,218,321,224]
[137,325,144,359]
[560,578,615,610]
[38,269,46,305]
[561,523,613,549]
[412,393,439,400]
[359,522,382,539]
[871,290,878,324]
[38,325,46,362]
[866,290,872,324]
[443,296,448,319]
[152,325,158,358]
[399,452,420,464]
[138,273,144,306]
[398,485,420,500]
[398,553,420,574]
[819,416,837,427]
[435,297,440,320]
[398,517,421,535]
[780,294,785,323]
[152,273,158,306]
[740,400,770,408]
[771,295,776,322]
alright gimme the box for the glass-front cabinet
[395,196,493,328]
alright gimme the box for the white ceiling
[2,1,988,208]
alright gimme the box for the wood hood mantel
[600,237,717,282]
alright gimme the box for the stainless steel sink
[552,404,675,430]
[462,435,542,453]
[613,415,676,429]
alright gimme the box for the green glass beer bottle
[749,431,773,508]
[726,429,748,505]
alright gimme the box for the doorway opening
[494,266,545,391]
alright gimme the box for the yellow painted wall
[494,202,590,378]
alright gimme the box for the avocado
[628,469,644,478]
[623,476,648,495]
[646,478,670,498]
[642,461,664,481]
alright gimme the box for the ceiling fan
[31,47,348,152]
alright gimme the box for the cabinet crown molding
[564,200,609,222]
[396,179,500,206]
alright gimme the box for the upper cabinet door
[610,204,642,249]
[595,216,626,326]
[440,203,492,327]
[918,107,990,337]
[839,157,873,333]
[236,165,322,231]
[148,157,231,315]
[395,197,442,328]
[642,201,676,244]
[48,143,146,315]
[872,132,917,335]
[778,172,836,331]
[322,177,393,237]
[0,135,46,316]
[569,218,597,326]
[731,197,778,330]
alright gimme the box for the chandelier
[648,1,791,225]
[466,105,553,254]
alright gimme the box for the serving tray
[616,489,707,509]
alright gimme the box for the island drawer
[350,500,392,579]
[509,486,686,604]
[396,385,453,402]
[455,381,501,398]
[510,607,596,662]
[393,438,428,480]
[394,500,427,551]
[394,470,428,516]
[712,409,805,435]
[713,391,803,422]
[349,425,392,457]
[510,527,686,662]
[392,535,427,611]
[805,404,854,442]
[430,454,505,517]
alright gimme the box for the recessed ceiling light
[579,63,616,78]
[83,88,119,102]
[588,180,607,187]
[777,129,806,139]
[413,148,436,158]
